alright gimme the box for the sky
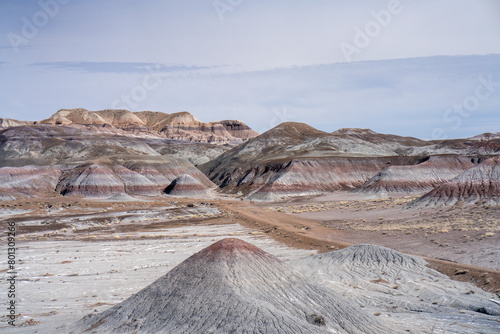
[0,0,499,139]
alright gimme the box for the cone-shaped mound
[71,238,393,334]
[259,122,329,142]
[164,174,209,196]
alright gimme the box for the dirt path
[216,200,500,294]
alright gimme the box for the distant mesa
[332,127,427,146]
[40,108,259,143]
[470,132,500,140]
[71,238,391,333]
[410,156,500,207]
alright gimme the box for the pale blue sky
[1,0,499,139]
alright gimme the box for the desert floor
[1,193,499,332]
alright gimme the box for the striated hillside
[410,156,500,207]
[0,166,62,200]
[235,157,424,201]
[0,124,216,199]
[164,174,211,197]
[357,155,475,194]
[199,122,500,200]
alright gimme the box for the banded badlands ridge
[200,122,500,204]
[1,109,500,205]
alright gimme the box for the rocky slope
[357,155,475,194]
[41,108,258,143]
[410,156,500,207]
[71,238,392,334]
[2,112,499,201]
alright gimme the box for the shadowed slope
[164,174,211,197]
[72,238,393,334]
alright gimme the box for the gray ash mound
[410,156,500,207]
[164,174,211,197]
[293,245,500,333]
[71,238,393,334]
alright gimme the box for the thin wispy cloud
[32,62,219,74]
